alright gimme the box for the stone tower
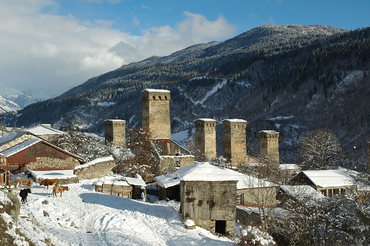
[259,130,280,165]
[142,89,171,139]
[104,119,126,147]
[194,118,217,161]
[222,119,247,165]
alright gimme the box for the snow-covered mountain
[0,83,35,112]
[4,25,370,163]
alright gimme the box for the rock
[184,219,196,229]
[42,200,49,205]
[43,211,49,217]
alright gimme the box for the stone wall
[74,158,116,180]
[180,180,237,236]
[26,157,80,171]
[158,155,194,175]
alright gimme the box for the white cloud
[0,1,236,99]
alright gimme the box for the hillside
[4,24,370,164]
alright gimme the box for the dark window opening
[215,220,226,235]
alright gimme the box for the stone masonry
[73,157,116,180]
[142,89,171,139]
[104,119,126,147]
[180,180,237,237]
[222,119,247,165]
[25,157,80,171]
[259,130,280,165]
[194,118,217,161]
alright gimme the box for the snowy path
[16,179,234,246]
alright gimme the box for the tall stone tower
[259,130,280,165]
[222,119,247,165]
[194,118,217,161]
[142,89,171,139]
[104,119,126,147]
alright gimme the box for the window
[236,194,244,204]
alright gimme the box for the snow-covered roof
[124,177,146,187]
[74,156,114,170]
[93,175,146,187]
[259,130,278,134]
[25,124,65,136]
[155,173,179,188]
[280,185,325,205]
[1,138,82,160]
[0,131,29,146]
[155,162,276,189]
[142,88,170,93]
[195,118,216,122]
[1,138,41,157]
[222,119,247,123]
[301,169,355,188]
[279,164,301,170]
[30,170,77,180]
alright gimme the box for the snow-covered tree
[296,128,344,170]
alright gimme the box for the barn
[0,138,83,174]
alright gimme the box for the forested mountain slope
[4,25,370,163]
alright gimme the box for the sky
[0,0,369,99]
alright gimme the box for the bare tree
[114,128,158,182]
[296,128,344,170]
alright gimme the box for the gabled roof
[155,162,277,189]
[25,124,65,136]
[0,131,32,146]
[1,138,41,157]
[0,138,83,161]
[299,169,355,188]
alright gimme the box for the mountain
[0,84,36,112]
[4,24,370,164]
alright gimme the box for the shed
[289,169,356,197]
[94,175,147,200]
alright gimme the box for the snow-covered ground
[12,176,234,246]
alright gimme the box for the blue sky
[0,0,369,99]
[54,0,369,36]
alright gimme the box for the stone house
[289,169,357,197]
[0,138,83,173]
[155,162,279,236]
